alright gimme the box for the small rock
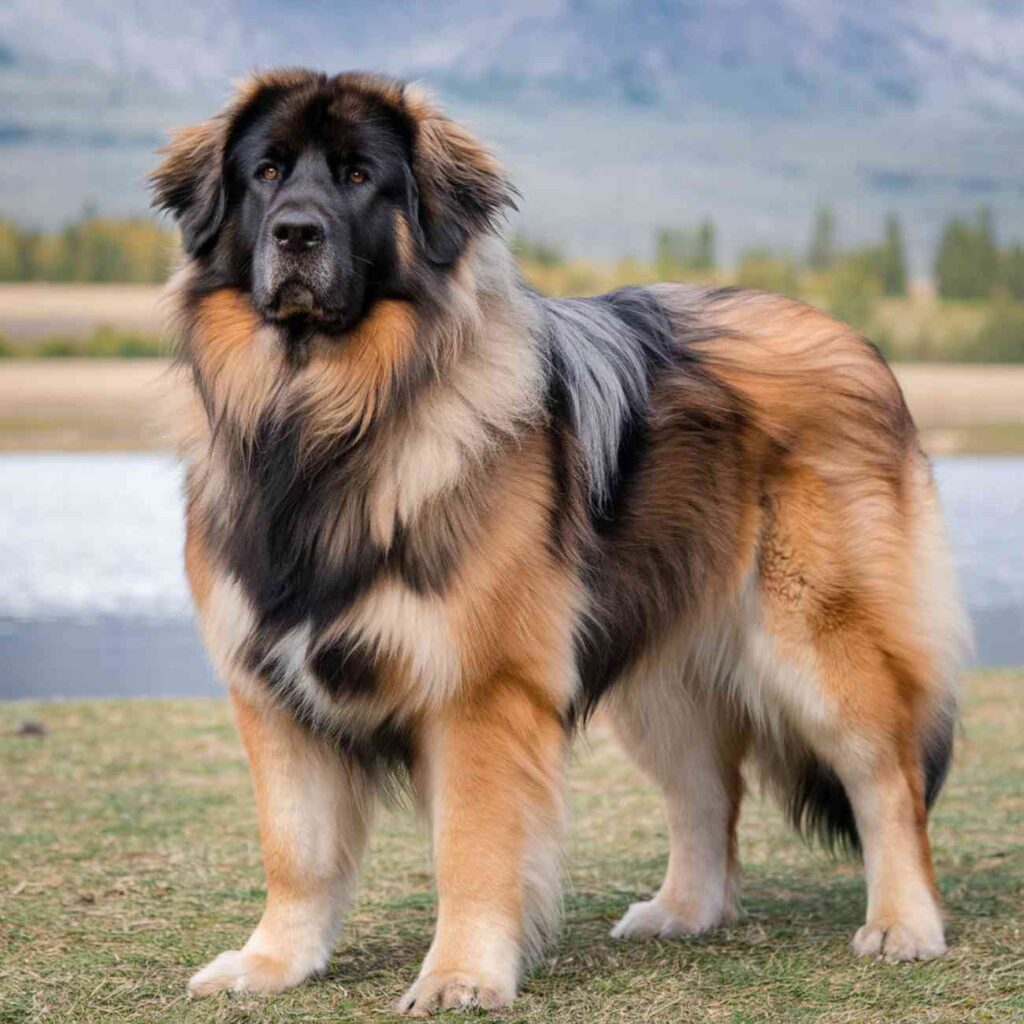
[13,721,46,737]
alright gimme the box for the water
[0,453,1021,699]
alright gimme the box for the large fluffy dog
[152,70,968,1014]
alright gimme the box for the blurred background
[1,0,1022,699]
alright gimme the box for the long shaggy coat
[152,70,969,1015]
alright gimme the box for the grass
[0,328,165,360]
[1,672,1021,1023]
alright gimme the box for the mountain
[2,0,1023,272]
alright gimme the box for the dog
[151,69,969,1015]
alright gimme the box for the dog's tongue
[277,282,316,317]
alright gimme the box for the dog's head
[151,70,515,336]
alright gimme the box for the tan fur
[608,651,748,938]
[188,687,375,997]
[700,293,959,960]
[161,73,967,1015]
[299,298,420,448]
[393,209,417,268]
[402,676,565,1014]
[183,501,214,610]
[190,287,284,438]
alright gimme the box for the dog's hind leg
[751,642,952,962]
[187,687,375,997]
[747,579,957,960]
[606,658,747,939]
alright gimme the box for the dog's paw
[852,921,947,963]
[610,897,724,940]
[187,948,321,997]
[397,970,515,1017]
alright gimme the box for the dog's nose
[271,216,325,255]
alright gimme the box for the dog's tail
[778,705,957,856]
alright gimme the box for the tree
[1002,243,1024,301]
[935,219,969,298]
[975,207,1000,289]
[879,214,907,296]
[511,234,564,268]
[828,252,883,333]
[935,208,999,299]
[808,206,836,271]
[0,212,177,283]
[695,219,715,271]
[974,297,1024,361]
[0,220,20,280]
[655,228,688,277]
[654,219,716,278]
[735,248,800,296]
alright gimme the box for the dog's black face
[152,72,516,340]
[228,93,415,334]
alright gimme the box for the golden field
[0,283,165,343]
[2,357,1022,454]
[1,283,1023,453]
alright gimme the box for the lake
[1,453,1021,699]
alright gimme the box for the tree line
[0,210,175,283]
[515,206,1024,362]
[1,205,1019,299]
[650,206,1024,302]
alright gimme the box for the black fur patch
[249,642,414,781]
[786,755,861,855]
[924,707,956,809]
[310,637,380,697]
[541,340,583,563]
[587,289,672,536]
[213,407,469,638]
[546,287,753,721]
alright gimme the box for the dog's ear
[402,88,517,265]
[150,119,228,256]
[150,72,299,256]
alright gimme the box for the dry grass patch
[1,672,1022,1023]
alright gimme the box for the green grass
[1,672,1022,1023]
[0,326,165,360]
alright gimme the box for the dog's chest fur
[185,356,522,752]
[177,264,556,761]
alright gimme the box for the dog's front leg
[188,688,375,997]
[399,676,565,1016]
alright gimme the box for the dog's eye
[347,167,369,185]
[257,164,280,183]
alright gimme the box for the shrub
[969,299,1024,362]
[654,220,716,278]
[512,235,565,268]
[87,325,164,358]
[735,248,801,297]
[35,337,80,358]
[828,252,883,334]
